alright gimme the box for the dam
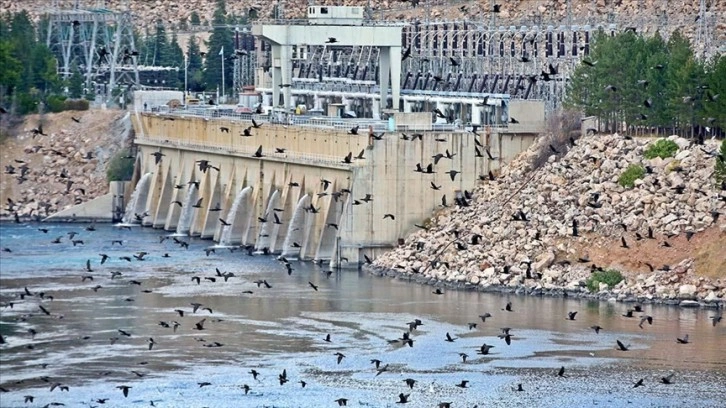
[48,5,549,267]
[126,108,539,267]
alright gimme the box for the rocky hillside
[5,0,725,46]
[0,110,132,220]
[369,133,726,304]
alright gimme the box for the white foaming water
[176,183,199,235]
[219,186,252,246]
[281,194,310,258]
[122,172,152,224]
[255,189,280,251]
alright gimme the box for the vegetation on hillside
[716,140,726,184]
[0,0,247,114]
[106,150,135,181]
[586,269,625,292]
[566,30,725,136]
[643,139,679,159]
[0,11,64,114]
[618,164,646,188]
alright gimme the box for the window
[320,7,328,14]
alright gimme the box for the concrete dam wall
[129,112,535,266]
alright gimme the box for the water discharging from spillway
[281,194,310,258]
[219,186,252,246]
[121,173,152,224]
[256,190,280,251]
[175,183,199,235]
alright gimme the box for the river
[0,222,723,407]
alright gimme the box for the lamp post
[220,47,225,103]
[184,53,188,104]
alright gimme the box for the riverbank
[368,133,726,306]
[365,263,724,309]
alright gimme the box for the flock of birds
[143,113,503,249]
[0,219,724,407]
[3,115,101,222]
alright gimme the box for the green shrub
[46,94,67,113]
[586,269,624,292]
[106,149,135,181]
[644,139,679,159]
[715,140,726,184]
[16,92,40,115]
[63,98,89,111]
[618,164,645,188]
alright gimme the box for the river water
[0,222,724,408]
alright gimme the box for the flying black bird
[676,334,689,344]
[402,47,412,61]
[566,311,577,321]
[621,236,629,248]
[660,373,675,385]
[151,151,165,164]
[557,366,566,377]
[117,385,131,397]
[342,152,353,164]
[616,339,630,351]
[253,145,263,158]
[638,315,653,329]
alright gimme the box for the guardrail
[148,107,521,133]
[136,136,353,168]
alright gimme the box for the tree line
[0,0,247,114]
[566,30,725,138]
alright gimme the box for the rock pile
[0,110,131,220]
[368,133,726,306]
[4,0,724,46]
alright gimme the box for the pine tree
[9,10,38,93]
[162,32,183,89]
[203,0,234,97]
[703,55,725,130]
[67,62,84,98]
[151,20,169,66]
[0,40,22,99]
[185,34,205,92]
[30,44,61,94]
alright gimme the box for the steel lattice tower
[45,0,139,102]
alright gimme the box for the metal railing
[136,136,354,168]
[149,108,509,133]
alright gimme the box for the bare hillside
[4,1,724,47]
[0,109,132,220]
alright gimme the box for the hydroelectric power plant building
[54,5,609,267]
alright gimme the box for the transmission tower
[45,0,139,102]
